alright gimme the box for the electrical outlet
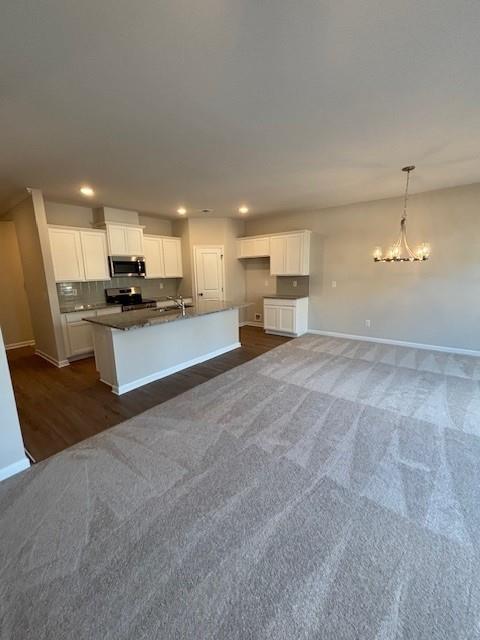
[72,288,77,296]
[292,280,297,288]
[365,319,371,328]
[332,280,337,288]
[159,282,164,289]
[255,313,262,321]
[264,280,269,287]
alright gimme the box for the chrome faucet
[167,295,186,315]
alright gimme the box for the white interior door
[194,246,224,302]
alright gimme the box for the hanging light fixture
[373,166,430,262]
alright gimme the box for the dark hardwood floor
[7,326,291,462]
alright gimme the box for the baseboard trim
[5,340,35,351]
[0,457,30,482]
[35,349,70,368]
[112,341,242,395]
[240,321,264,328]
[307,329,480,357]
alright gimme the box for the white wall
[0,328,29,481]
[245,182,480,352]
[0,222,34,347]
[45,201,173,236]
[6,195,66,363]
[173,218,247,321]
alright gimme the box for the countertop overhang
[84,301,248,331]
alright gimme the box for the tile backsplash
[57,277,182,305]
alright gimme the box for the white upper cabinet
[144,235,183,279]
[269,232,311,276]
[125,226,144,255]
[80,230,110,281]
[143,236,165,279]
[269,236,285,274]
[237,236,270,258]
[237,230,311,275]
[162,237,183,278]
[49,226,109,283]
[106,224,144,256]
[49,227,85,282]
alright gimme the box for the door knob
[199,292,203,296]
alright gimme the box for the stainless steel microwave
[108,256,146,278]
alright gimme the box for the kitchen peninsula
[85,301,242,394]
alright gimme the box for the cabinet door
[269,237,286,275]
[125,227,144,255]
[144,236,164,278]
[284,234,303,275]
[67,322,94,356]
[80,231,109,281]
[162,238,183,277]
[108,226,128,255]
[254,237,270,256]
[49,228,85,282]
[240,238,256,257]
[278,306,296,333]
[264,305,278,330]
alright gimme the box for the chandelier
[373,166,430,262]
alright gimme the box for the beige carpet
[1,334,480,639]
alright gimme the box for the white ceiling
[1,1,480,218]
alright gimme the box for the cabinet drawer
[263,298,298,308]
[65,310,97,323]
[96,306,122,316]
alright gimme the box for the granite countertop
[59,296,194,314]
[263,294,309,300]
[84,300,247,331]
[59,301,119,313]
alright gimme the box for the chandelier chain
[403,169,410,221]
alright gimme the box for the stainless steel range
[105,287,157,312]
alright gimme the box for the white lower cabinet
[62,306,121,358]
[263,297,308,337]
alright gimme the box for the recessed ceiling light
[80,186,94,197]
[201,209,212,214]
[177,207,187,215]
[238,206,249,214]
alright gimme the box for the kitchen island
[85,301,242,394]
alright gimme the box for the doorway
[193,245,225,304]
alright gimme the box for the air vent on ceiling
[200,209,212,214]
